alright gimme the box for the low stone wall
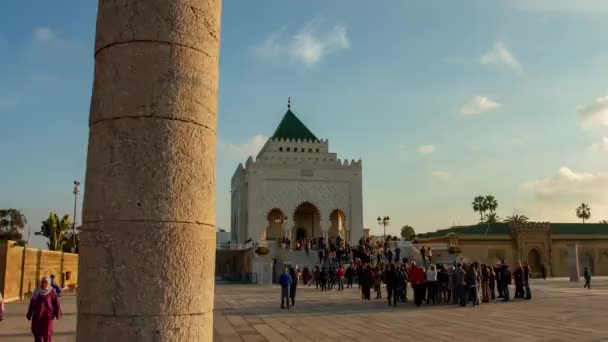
[0,240,79,301]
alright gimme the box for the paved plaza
[1,278,608,341]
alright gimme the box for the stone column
[77,1,222,341]
[568,243,580,282]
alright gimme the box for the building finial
[287,97,291,109]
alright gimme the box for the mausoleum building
[230,102,363,245]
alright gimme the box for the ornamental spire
[287,97,291,109]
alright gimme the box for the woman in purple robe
[27,276,61,342]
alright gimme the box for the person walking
[385,264,397,306]
[500,264,511,302]
[409,261,425,307]
[464,263,479,307]
[337,265,345,291]
[420,246,426,264]
[49,275,62,297]
[27,276,61,342]
[289,267,298,308]
[279,268,292,309]
[481,264,490,303]
[513,263,524,299]
[425,265,438,304]
[345,264,354,288]
[489,266,496,300]
[523,263,531,300]
[0,290,4,321]
[453,263,466,306]
[584,267,592,289]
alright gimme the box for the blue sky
[1,1,608,247]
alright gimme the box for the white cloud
[218,135,269,158]
[431,171,451,181]
[255,17,350,68]
[417,144,437,155]
[480,42,524,75]
[590,137,608,152]
[520,167,608,200]
[459,96,502,117]
[33,27,57,42]
[577,96,608,128]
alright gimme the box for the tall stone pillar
[77,1,222,341]
[568,243,580,282]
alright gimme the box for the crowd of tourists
[279,236,538,309]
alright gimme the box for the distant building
[230,101,363,244]
[415,222,608,276]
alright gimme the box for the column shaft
[77,1,222,341]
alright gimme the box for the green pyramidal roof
[271,108,319,141]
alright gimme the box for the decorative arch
[328,209,347,241]
[292,201,322,240]
[265,208,286,241]
[527,248,542,275]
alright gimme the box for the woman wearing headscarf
[27,275,61,342]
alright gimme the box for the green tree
[400,225,416,241]
[576,203,591,224]
[472,196,488,222]
[600,220,608,224]
[505,214,529,224]
[0,209,26,244]
[484,213,501,224]
[37,212,71,251]
[484,195,498,215]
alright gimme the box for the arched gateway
[230,101,363,244]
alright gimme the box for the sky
[1,0,608,248]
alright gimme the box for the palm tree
[485,195,498,215]
[472,196,487,222]
[484,213,501,224]
[576,203,591,224]
[504,214,529,224]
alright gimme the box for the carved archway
[329,209,347,241]
[527,248,542,275]
[292,201,321,240]
[266,208,286,241]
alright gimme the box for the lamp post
[377,215,390,240]
[72,181,80,253]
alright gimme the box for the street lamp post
[72,181,80,253]
[377,215,390,240]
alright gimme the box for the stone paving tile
[2,278,608,341]
[213,279,608,342]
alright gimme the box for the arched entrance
[329,209,347,241]
[292,202,321,240]
[527,248,542,275]
[295,227,307,241]
[266,208,286,241]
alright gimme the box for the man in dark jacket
[385,264,397,306]
[453,263,466,306]
[279,268,292,309]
